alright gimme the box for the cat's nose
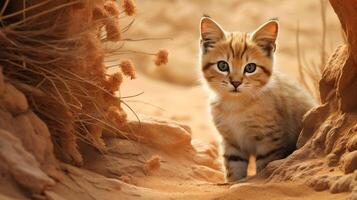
[230,81,241,88]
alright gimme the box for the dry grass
[120,60,136,79]
[0,0,166,166]
[154,49,169,66]
[296,0,329,102]
[122,0,136,16]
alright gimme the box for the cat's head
[199,17,279,98]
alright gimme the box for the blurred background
[118,0,342,143]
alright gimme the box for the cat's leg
[255,144,294,173]
[222,141,249,182]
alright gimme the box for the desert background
[0,0,356,200]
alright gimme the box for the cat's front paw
[225,170,247,183]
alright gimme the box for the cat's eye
[217,61,229,72]
[244,63,257,73]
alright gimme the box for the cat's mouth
[229,88,241,93]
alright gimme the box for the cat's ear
[200,17,225,53]
[251,19,279,56]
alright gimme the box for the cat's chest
[211,98,277,143]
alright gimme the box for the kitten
[198,17,316,182]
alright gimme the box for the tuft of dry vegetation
[104,1,120,17]
[154,49,169,66]
[296,0,330,101]
[105,72,124,92]
[0,0,166,166]
[144,155,161,174]
[122,0,136,16]
[120,59,136,79]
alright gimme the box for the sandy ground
[118,179,347,200]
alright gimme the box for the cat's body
[199,17,316,182]
[210,72,315,180]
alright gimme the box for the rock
[191,139,221,170]
[107,139,142,156]
[119,116,192,151]
[297,103,330,148]
[0,93,59,177]
[0,83,28,115]
[347,127,357,151]
[0,67,4,96]
[306,176,330,191]
[0,193,19,200]
[329,0,357,112]
[327,153,339,167]
[324,113,346,154]
[45,191,68,200]
[0,129,55,193]
[12,112,57,167]
[0,109,15,133]
[190,165,224,183]
[351,193,357,200]
[319,45,347,103]
[343,151,357,174]
[143,155,161,174]
[330,174,354,193]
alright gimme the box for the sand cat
[198,17,316,182]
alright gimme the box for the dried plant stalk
[296,0,332,102]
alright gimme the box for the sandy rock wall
[266,0,357,199]
[0,68,59,199]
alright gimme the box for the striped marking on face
[203,62,215,71]
[256,64,271,76]
[228,33,249,59]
